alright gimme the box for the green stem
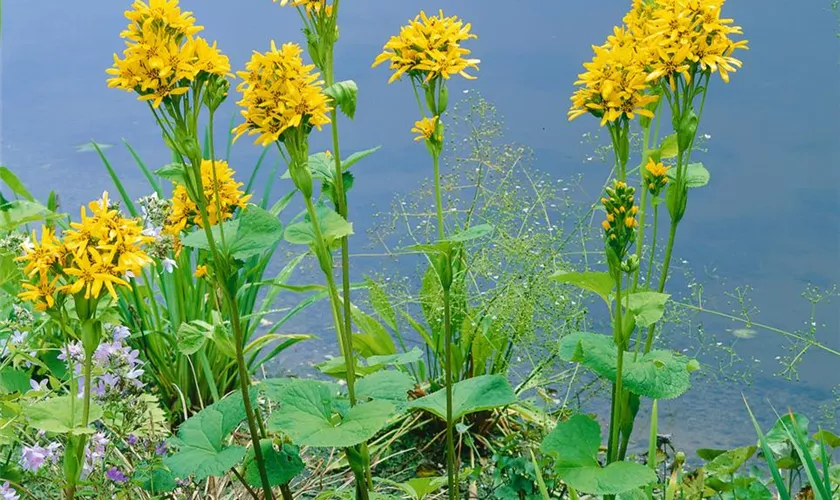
[608,271,625,464]
[227,288,275,500]
[647,400,659,500]
[302,197,358,403]
[644,218,677,354]
[433,152,445,241]
[632,124,653,291]
[443,285,458,500]
[645,205,659,287]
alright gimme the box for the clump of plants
[0,1,836,500]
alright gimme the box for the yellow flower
[194,264,208,278]
[411,116,438,142]
[164,160,252,234]
[233,41,332,146]
[644,158,670,196]
[108,0,230,108]
[16,227,65,278]
[273,0,332,18]
[19,274,61,312]
[568,29,658,126]
[372,10,479,84]
[646,0,748,84]
[61,247,130,300]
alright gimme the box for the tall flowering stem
[16,193,153,498]
[373,10,479,500]
[107,2,275,496]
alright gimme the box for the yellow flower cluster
[568,26,658,126]
[107,0,230,108]
[646,0,748,85]
[164,160,252,235]
[644,158,670,196]
[372,10,480,84]
[569,0,747,125]
[233,42,332,146]
[17,193,152,309]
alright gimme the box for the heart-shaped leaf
[666,162,710,188]
[705,446,757,476]
[559,332,695,399]
[541,414,656,495]
[267,379,393,448]
[228,205,284,260]
[551,271,613,309]
[25,396,103,434]
[408,375,517,421]
[356,370,413,408]
[623,292,670,328]
[165,391,250,480]
[243,440,303,488]
[284,204,353,246]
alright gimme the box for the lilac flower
[20,446,47,472]
[45,442,62,463]
[0,481,19,500]
[112,325,131,342]
[154,441,167,457]
[28,379,48,393]
[10,331,26,346]
[161,258,178,273]
[106,467,129,483]
[127,434,138,446]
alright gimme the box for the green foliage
[540,414,656,495]
[243,440,304,488]
[284,203,353,246]
[624,291,670,328]
[408,374,517,421]
[559,332,695,399]
[551,271,613,310]
[324,80,358,119]
[24,396,103,434]
[266,379,395,448]
[165,390,252,481]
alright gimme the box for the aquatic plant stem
[608,270,625,464]
[443,285,458,500]
[645,205,660,287]
[433,152,446,241]
[226,287,275,500]
[632,124,652,291]
[647,400,659,500]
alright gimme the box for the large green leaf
[559,332,694,399]
[551,271,613,309]
[134,465,178,493]
[243,440,303,488]
[267,379,393,448]
[367,348,423,369]
[284,204,353,246]
[180,205,283,260]
[350,304,397,357]
[0,368,31,394]
[540,414,656,495]
[165,391,250,481]
[624,292,670,328]
[356,370,413,407]
[765,413,816,459]
[25,396,103,434]
[408,375,517,421]
[705,446,756,476]
[227,205,284,259]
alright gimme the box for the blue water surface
[2,0,838,452]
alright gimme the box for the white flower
[161,258,177,273]
[28,379,48,393]
[10,330,27,345]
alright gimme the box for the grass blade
[530,449,551,500]
[94,141,138,217]
[743,396,791,500]
[777,410,830,500]
[123,139,163,197]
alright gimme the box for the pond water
[1,0,838,455]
